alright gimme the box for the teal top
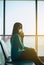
[11,34,24,61]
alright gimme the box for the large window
[38,1,44,35]
[5,1,36,50]
[0,44,5,65]
[0,1,4,64]
[0,0,44,57]
[24,36,35,49]
[5,1,35,35]
[38,36,44,56]
[0,1,3,35]
[38,1,44,56]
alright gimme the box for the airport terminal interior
[0,0,44,65]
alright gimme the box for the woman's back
[11,34,24,61]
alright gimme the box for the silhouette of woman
[11,22,44,65]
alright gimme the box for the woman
[11,22,44,65]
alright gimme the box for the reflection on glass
[5,1,35,35]
[24,36,35,49]
[0,36,5,65]
[38,36,44,56]
[0,1,3,35]
[0,45,5,65]
[38,1,44,35]
[0,36,2,40]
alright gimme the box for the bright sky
[38,1,44,35]
[5,1,35,35]
[0,1,3,35]
[0,1,44,56]
[0,1,44,35]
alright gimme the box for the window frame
[0,0,44,57]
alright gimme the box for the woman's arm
[11,34,24,49]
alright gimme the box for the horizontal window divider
[0,35,44,36]
[5,0,35,1]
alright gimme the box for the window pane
[24,36,35,49]
[0,45,5,65]
[0,35,11,65]
[0,1,3,35]
[4,36,35,49]
[5,1,35,35]
[0,36,5,65]
[38,36,44,56]
[38,1,44,35]
[0,36,2,40]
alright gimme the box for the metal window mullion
[35,0,38,53]
[3,0,5,40]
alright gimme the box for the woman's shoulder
[13,34,20,39]
[14,34,19,37]
[11,34,20,43]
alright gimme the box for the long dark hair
[11,22,22,41]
